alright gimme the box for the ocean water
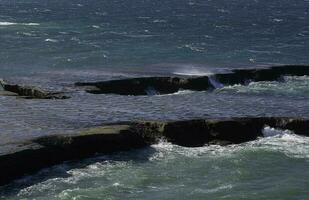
[1,0,309,199]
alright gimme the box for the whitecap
[113,182,120,186]
[0,22,17,26]
[273,18,283,22]
[0,22,40,26]
[45,38,59,43]
[92,25,100,29]
[23,23,40,26]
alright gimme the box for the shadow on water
[0,146,157,197]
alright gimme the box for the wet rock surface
[1,117,309,186]
[0,79,69,99]
[75,76,214,95]
[76,65,309,95]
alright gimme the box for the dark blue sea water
[1,0,309,199]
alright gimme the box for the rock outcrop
[75,76,213,95]
[214,65,309,85]
[1,117,309,186]
[0,124,147,186]
[75,65,309,95]
[0,79,69,99]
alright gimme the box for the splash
[262,126,293,137]
[145,87,160,95]
[208,76,224,89]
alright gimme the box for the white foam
[217,75,309,96]
[0,22,17,26]
[45,38,59,43]
[92,25,100,29]
[158,90,194,97]
[113,182,120,186]
[24,23,40,26]
[273,18,283,22]
[262,126,293,137]
[0,22,40,26]
[150,128,309,160]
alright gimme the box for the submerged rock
[75,65,309,95]
[1,117,309,186]
[0,79,69,99]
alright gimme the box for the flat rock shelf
[0,79,69,99]
[1,117,309,186]
[75,65,309,95]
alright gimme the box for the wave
[45,39,59,43]
[150,127,309,160]
[158,90,195,96]
[4,127,308,199]
[0,22,40,26]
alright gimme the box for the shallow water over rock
[1,0,309,198]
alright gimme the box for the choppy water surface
[2,132,309,200]
[1,0,309,199]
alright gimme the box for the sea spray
[208,76,224,89]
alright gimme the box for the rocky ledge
[0,79,69,99]
[75,65,309,95]
[1,117,309,186]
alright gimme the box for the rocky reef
[75,76,213,95]
[0,79,69,99]
[2,65,309,185]
[75,65,309,95]
[1,117,309,186]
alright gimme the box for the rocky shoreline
[2,65,309,98]
[2,65,309,186]
[1,117,309,186]
[76,65,309,95]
